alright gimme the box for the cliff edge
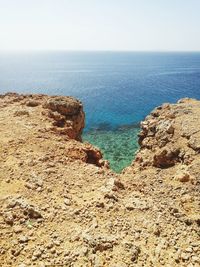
[0,94,199,267]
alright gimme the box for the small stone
[27,207,42,219]
[25,182,35,189]
[13,225,23,233]
[153,226,161,236]
[91,219,98,229]
[113,179,125,190]
[50,248,56,254]
[31,256,37,261]
[179,173,190,182]
[130,245,141,262]
[64,198,71,206]
[33,249,42,258]
[95,201,105,208]
[7,199,17,208]
[36,179,43,187]
[3,212,14,225]
[188,132,200,151]
[181,252,189,260]
[193,246,199,253]
[46,242,54,249]
[53,240,61,246]
[18,235,29,243]
[11,248,21,257]
[185,247,193,253]
[26,100,40,107]
[79,246,88,256]
[135,233,140,240]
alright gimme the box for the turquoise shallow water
[83,126,139,173]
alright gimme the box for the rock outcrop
[0,94,199,267]
[43,96,85,141]
[133,98,200,169]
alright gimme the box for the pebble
[33,249,42,258]
[18,235,29,243]
[3,212,14,225]
[46,242,54,249]
[64,198,71,206]
[53,240,61,246]
[13,225,23,233]
[181,252,190,260]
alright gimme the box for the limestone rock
[43,96,85,141]
[153,147,180,168]
[188,132,200,151]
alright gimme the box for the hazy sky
[0,0,199,51]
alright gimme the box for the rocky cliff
[0,94,199,267]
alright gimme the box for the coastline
[0,93,199,266]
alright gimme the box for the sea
[0,51,200,172]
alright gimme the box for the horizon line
[0,49,200,53]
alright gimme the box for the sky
[0,0,199,51]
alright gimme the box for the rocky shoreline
[0,93,199,266]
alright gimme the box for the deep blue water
[1,51,200,131]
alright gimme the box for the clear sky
[0,0,199,51]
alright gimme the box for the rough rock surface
[0,94,199,267]
[43,96,85,141]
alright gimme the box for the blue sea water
[0,51,200,171]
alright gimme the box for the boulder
[153,147,180,168]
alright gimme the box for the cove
[83,125,140,173]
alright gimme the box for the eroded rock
[43,96,85,140]
[153,147,180,168]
